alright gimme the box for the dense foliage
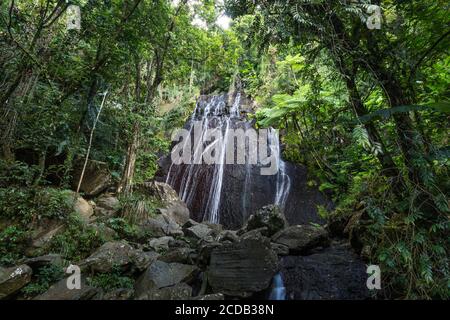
[225,0,449,299]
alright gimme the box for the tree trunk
[331,52,401,180]
[117,123,140,194]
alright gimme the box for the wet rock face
[207,237,278,297]
[160,93,332,230]
[279,243,371,300]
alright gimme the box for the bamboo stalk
[76,90,108,193]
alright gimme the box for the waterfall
[269,128,291,209]
[165,92,293,227]
[269,273,286,300]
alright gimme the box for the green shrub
[0,187,75,226]
[0,226,28,266]
[49,214,104,262]
[118,192,162,224]
[0,160,40,187]
[21,264,65,298]
[330,173,450,299]
[87,267,134,291]
[105,217,153,243]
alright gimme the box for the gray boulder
[139,283,192,300]
[158,248,197,264]
[82,241,156,273]
[25,220,65,256]
[24,254,63,269]
[184,223,213,240]
[279,243,370,299]
[94,193,119,218]
[271,224,329,255]
[218,230,239,242]
[73,195,94,222]
[271,243,290,256]
[244,204,287,237]
[89,223,118,242]
[207,237,278,297]
[94,288,134,300]
[137,181,190,225]
[148,236,174,252]
[72,160,111,196]
[139,215,183,238]
[134,261,198,298]
[0,265,32,299]
[34,277,97,300]
[192,293,225,300]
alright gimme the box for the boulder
[134,261,198,298]
[82,241,155,273]
[137,181,190,225]
[82,241,133,273]
[34,277,98,300]
[279,243,370,299]
[271,225,329,255]
[240,227,268,240]
[197,242,222,268]
[95,288,134,300]
[158,248,197,265]
[72,160,111,196]
[207,237,278,297]
[139,215,183,238]
[94,193,119,218]
[25,220,65,256]
[89,223,118,242]
[182,219,199,229]
[139,283,192,300]
[24,254,63,269]
[148,236,174,252]
[184,223,213,240]
[74,196,94,222]
[244,204,287,236]
[0,265,32,299]
[168,238,191,249]
[192,293,225,300]
[218,230,239,243]
[270,243,290,256]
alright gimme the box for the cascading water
[164,92,319,229]
[269,273,286,300]
[162,92,333,300]
[270,128,291,209]
[166,93,243,224]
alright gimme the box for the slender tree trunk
[77,91,108,193]
[117,123,140,194]
[33,148,47,186]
